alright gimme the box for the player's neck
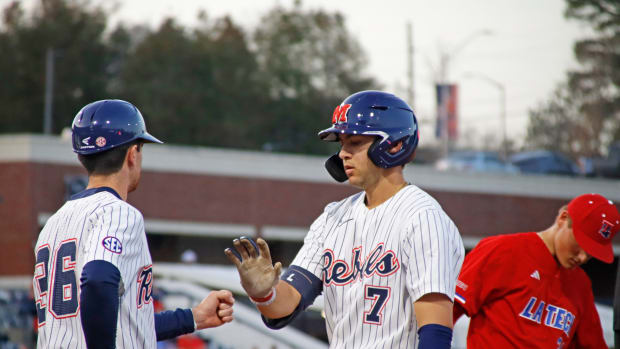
[537,229,556,257]
[363,174,407,209]
[86,173,130,201]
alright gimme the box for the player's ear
[126,144,139,168]
[556,207,570,226]
[388,141,404,154]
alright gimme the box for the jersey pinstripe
[33,190,156,348]
[291,185,465,348]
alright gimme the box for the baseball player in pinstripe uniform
[33,100,234,348]
[226,91,465,348]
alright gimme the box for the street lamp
[437,29,493,156]
[463,71,508,159]
[439,29,493,83]
[43,47,55,135]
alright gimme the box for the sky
[19,0,589,149]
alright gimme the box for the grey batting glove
[225,237,282,299]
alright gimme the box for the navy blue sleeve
[262,265,323,330]
[155,308,195,341]
[417,324,452,349]
[80,260,121,349]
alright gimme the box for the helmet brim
[140,132,164,144]
[319,124,361,142]
[318,127,340,141]
[318,126,391,143]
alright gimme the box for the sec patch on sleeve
[102,236,123,254]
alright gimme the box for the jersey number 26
[34,239,79,327]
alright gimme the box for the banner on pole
[435,84,459,141]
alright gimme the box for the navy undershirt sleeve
[155,308,195,341]
[262,265,323,329]
[417,324,453,349]
[80,260,121,349]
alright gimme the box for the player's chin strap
[325,153,348,182]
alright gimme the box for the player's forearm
[154,309,195,341]
[256,280,301,319]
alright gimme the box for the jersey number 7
[34,239,79,327]
[363,285,391,325]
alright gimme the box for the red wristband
[249,287,277,306]
[250,289,274,303]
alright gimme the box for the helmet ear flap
[368,136,415,169]
[324,153,348,182]
[366,137,383,167]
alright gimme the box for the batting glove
[225,237,282,299]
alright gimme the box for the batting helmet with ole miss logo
[71,99,163,155]
[318,90,419,182]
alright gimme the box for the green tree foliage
[526,0,620,157]
[117,2,377,154]
[253,2,378,153]
[117,18,215,146]
[0,0,377,155]
[566,0,620,143]
[526,83,603,158]
[117,15,269,149]
[0,0,113,133]
[565,0,619,30]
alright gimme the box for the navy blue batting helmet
[72,99,163,155]
[318,91,419,182]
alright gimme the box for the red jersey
[455,232,606,348]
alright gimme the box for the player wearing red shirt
[454,193,619,348]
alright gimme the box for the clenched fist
[192,290,235,329]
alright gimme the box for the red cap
[567,193,620,263]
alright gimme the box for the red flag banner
[435,84,459,141]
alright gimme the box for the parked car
[582,142,620,178]
[510,150,579,176]
[435,151,519,174]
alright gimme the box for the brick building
[1,134,619,302]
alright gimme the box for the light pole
[439,29,493,83]
[43,47,55,135]
[437,29,492,156]
[464,71,508,159]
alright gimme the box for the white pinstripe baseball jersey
[33,188,156,348]
[291,185,465,348]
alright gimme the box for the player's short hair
[78,140,142,175]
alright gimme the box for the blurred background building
[1,0,619,347]
[0,134,618,347]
